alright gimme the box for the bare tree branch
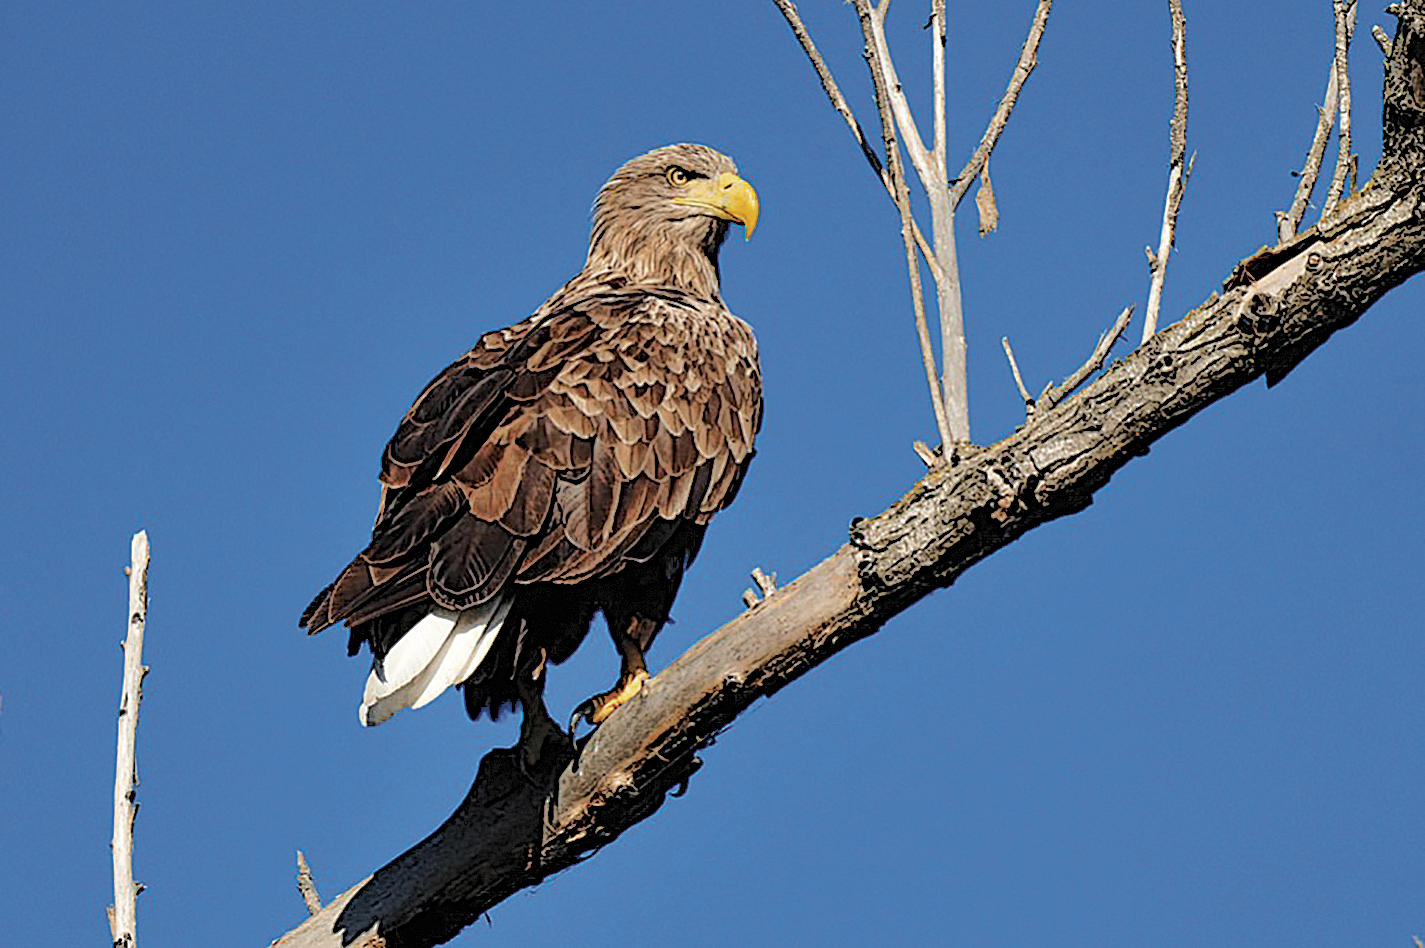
[924,3,969,447]
[932,0,946,166]
[1002,335,1034,418]
[296,852,323,917]
[268,10,1425,937]
[1324,0,1358,216]
[853,0,956,451]
[949,0,1055,209]
[111,530,149,948]
[855,3,931,176]
[855,0,971,446]
[1142,0,1191,343]
[1374,23,1393,56]
[770,0,944,283]
[1279,36,1345,242]
[1037,305,1134,413]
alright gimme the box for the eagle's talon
[568,702,597,742]
[569,668,650,744]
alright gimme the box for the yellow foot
[589,668,650,724]
[569,669,650,737]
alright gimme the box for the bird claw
[566,670,650,773]
[567,701,597,744]
[566,704,596,775]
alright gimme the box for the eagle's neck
[584,218,728,301]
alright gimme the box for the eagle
[301,143,761,765]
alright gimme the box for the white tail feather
[359,595,513,726]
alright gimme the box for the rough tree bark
[270,7,1425,946]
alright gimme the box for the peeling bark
[269,8,1425,947]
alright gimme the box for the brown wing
[300,288,761,658]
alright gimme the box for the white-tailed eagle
[301,143,761,763]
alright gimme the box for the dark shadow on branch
[333,741,571,948]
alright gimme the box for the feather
[360,594,514,726]
[303,144,764,729]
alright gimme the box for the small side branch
[111,531,149,948]
[1001,337,1034,419]
[1374,24,1393,57]
[742,567,780,608]
[949,0,1055,209]
[1142,0,1190,344]
[297,852,323,916]
[1037,306,1134,413]
[1280,59,1343,239]
[855,0,957,451]
[770,0,943,282]
[1324,0,1359,216]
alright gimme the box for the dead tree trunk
[270,7,1425,946]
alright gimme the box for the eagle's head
[586,143,759,297]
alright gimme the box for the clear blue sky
[3,2,1421,945]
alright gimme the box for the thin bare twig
[950,0,1055,209]
[752,568,778,598]
[911,441,940,467]
[111,531,149,948]
[297,852,323,916]
[1324,0,1358,216]
[1001,337,1034,417]
[743,567,779,607]
[1374,24,1392,57]
[1038,306,1134,412]
[1280,24,1346,242]
[1142,0,1190,344]
[854,1,956,451]
[770,0,944,283]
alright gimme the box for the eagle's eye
[666,166,690,188]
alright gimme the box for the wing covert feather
[303,291,762,642]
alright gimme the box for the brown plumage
[301,144,761,755]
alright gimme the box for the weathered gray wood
[112,531,149,948]
[270,8,1425,946]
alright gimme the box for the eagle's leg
[516,649,571,779]
[569,619,653,735]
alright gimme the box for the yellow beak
[674,171,760,239]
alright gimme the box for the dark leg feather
[514,649,573,782]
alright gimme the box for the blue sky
[3,2,1422,945]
